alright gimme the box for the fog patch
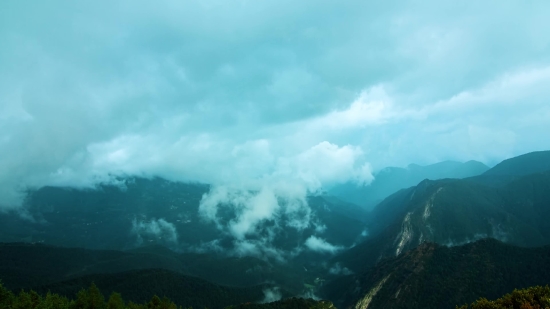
[98,176,133,192]
[300,290,320,300]
[490,220,509,242]
[190,239,225,254]
[9,207,40,223]
[314,222,327,233]
[197,141,372,259]
[233,238,289,262]
[199,185,310,239]
[329,263,353,275]
[304,236,343,254]
[350,228,370,248]
[132,218,178,246]
[443,233,488,247]
[261,287,282,303]
[444,220,510,247]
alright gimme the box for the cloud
[196,141,370,257]
[329,263,353,276]
[304,236,343,254]
[1,0,550,213]
[261,287,282,303]
[131,218,179,246]
[278,141,373,191]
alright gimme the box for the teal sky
[2,0,550,209]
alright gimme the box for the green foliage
[71,282,106,309]
[147,295,178,309]
[0,281,15,308]
[40,292,71,309]
[13,290,39,309]
[331,239,550,309]
[107,292,125,309]
[0,281,330,309]
[29,268,268,309]
[457,285,550,309]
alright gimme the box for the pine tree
[88,283,106,309]
[107,292,125,309]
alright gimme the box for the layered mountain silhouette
[31,268,270,309]
[0,242,316,295]
[329,160,489,210]
[0,178,367,255]
[484,150,550,176]
[336,151,550,273]
[2,150,550,308]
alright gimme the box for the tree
[71,282,106,309]
[41,292,71,309]
[107,292,125,309]
[0,281,15,308]
[457,286,550,309]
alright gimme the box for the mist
[2,2,550,308]
[2,0,550,214]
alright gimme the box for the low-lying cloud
[196,141,371,257]
[329,263,353,275]
[304,236,343,254]
[261,287,282,303]
[131,218,179,247]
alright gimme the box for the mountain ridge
[329,160,489,210]
[326,238,550,309]
[336,150,550,273]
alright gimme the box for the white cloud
[282,141,373,190]
[196,141,371,255]
[304,236,343,254]
[317,89,391,128]
[131,218,179,246]
[1,0,550,211]
[228,188,280,240]
[329,263,353,275]
[261,287,282,303]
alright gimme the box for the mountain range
[336,150,550,273]
[328,160,489,210]
[326,238,550,309]
[1,150,550,308]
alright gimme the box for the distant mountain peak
[484,150,550,176]
[328,160,489,210]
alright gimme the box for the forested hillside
[329,160,489,210]
[0,281,333,309]
[457,285,550,309]
[336,151,550,273]
[326,239,550,309]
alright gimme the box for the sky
[2,0,550,212]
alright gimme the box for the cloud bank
[2,0,550,212]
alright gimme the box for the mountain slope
[31,268,270,309]
[0,242,313,294]
[0,177,366,257]
[329,160,489,210]
[325,239,550,309]
[337,169,550,273]
[483,150,550,176]
[470,150,550,188]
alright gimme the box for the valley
[1,151,550,308]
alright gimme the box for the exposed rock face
[354,275,390,309]
[330,239,550,309]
